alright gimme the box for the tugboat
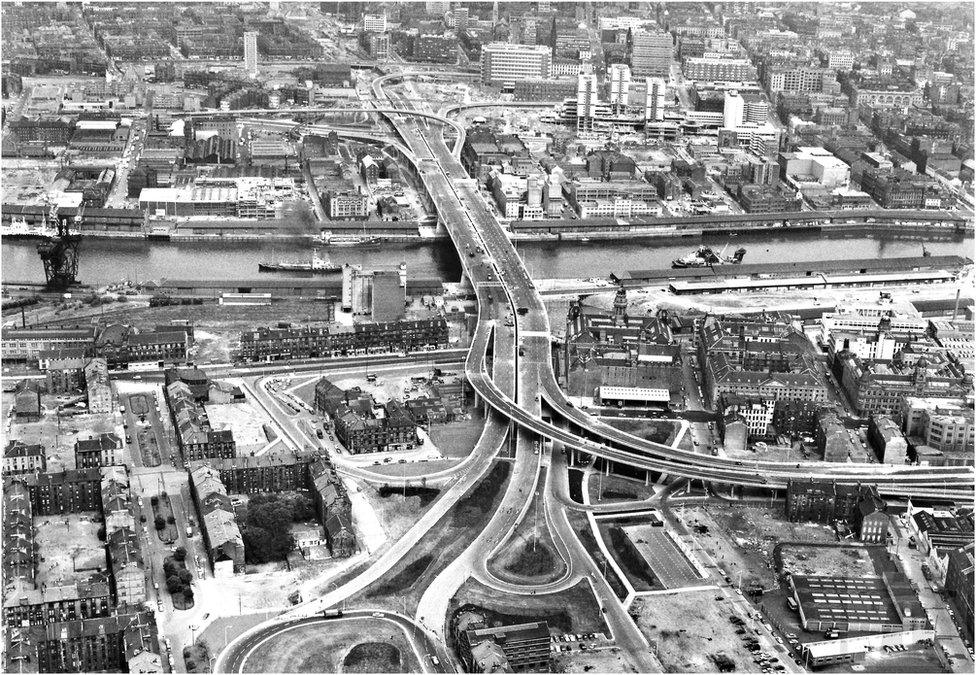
[258,249,341,273]
[671,244,746,268]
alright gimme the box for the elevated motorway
[374,72,974,502]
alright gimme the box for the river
[2,230,971,286]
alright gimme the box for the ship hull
[258,263,341,273]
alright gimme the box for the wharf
[613,255,972,287]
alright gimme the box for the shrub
[166,575,182,594]
[173,546,187,562]
[166,515,176,525]
[154,516,166,531]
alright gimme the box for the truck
[322,607,343,618]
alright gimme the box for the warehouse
[597,385,672,406]
[789,574,926,634]
[668,270,955,295]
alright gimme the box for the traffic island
[342,642,404,673]
[126,392,161,466]
[358,461,512,615]
[151,493,179,544]
[163,551,194,610]
[238,618,421,673]
[487,470,569,585]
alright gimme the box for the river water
[2,230,971,286]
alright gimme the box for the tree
[166,575,182,594]
[150,495,159,506]
[154,516,166,531]
[166,515,176,525]
[173,547,187,562]
[163,560,177,579]
[96,526,106,541]
[140,514,147,523]
[178,568,193,585]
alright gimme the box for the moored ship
[258,249,340,273]
[672,244,746,268]
[314,230,386,248]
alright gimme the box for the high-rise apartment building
[608,63,631,111]
[576,72,599,131]
[644,77,666,122]
[629,28,672,77]
[243,31,258,76]
[481,42,552,86]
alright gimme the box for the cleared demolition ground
[675,504,841,588]
[33,513,106,586]
[5,405,121,472]
[632,590,761,673]
[449,578,610,638]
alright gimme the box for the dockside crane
[36,203,82,291]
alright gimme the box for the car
[775,637,784,645]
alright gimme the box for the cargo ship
[672,244,746,268]
[314,230,385,249]
[258,249,341,273]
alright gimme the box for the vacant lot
[587,473,656,504]
[632,590,759,673]
[7,410,119,471]
[240,618,420,673]
[34,513,106,585]
[428,414,485,459]
[205,401,273,453]
[678,504,839,588]
[779,544,875,578]
[603,417,679,445]
[451,578,609,636]
[552,646,643,674]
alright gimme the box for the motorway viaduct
[371,72,973,502]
